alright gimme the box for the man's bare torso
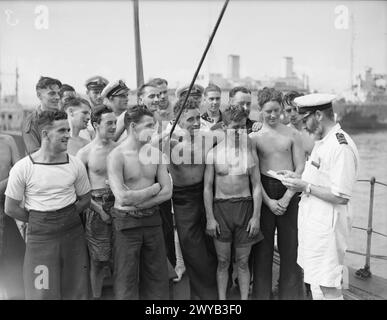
[250,124,296,175]
[168,132,215,187]
[211,138,254,199]
[112,139,159,209]
[79,140,117,190]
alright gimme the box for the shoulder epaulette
[336,133,347,145]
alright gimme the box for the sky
[0,0,386,105]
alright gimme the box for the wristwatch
[305,183,312,195]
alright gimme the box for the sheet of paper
[267,170,285,181]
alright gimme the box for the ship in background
[335,67,387,131]
[334,12,387,131]
[0,66,26,133]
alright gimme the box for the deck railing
[347,177,387,280]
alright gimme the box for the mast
[350,13,355,89]
[133,0,144,88]
[15,65,19,104]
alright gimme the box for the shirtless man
[204,105,263,300]
[283,91,315,159]
[63,96,91,155]
[5,110,91,299]
[168,98,218,300]
[138,81,178,273]
[0,134,25,299]
[249,87,305,300]
[77,105,117,299]
[107,105,171,300]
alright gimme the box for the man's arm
[74,192,92,214]
[135,154,172,209]
[281,179,349,205]
[203,150,220,237]
[278,130,305,208]
[113,112,126,142]
[4,197,29,222]
[247,147,262,237]
[107,150,160,206]
[0,178,8,195]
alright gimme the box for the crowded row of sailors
[0,76,359,300]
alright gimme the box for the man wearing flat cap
[175,83,204,105]
[85,76,109,110]
[277,93,360,300]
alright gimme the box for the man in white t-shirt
[5,110,91,300]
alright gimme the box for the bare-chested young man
[283,91,315,159]
[138,81,178,276]
[77,105,117,299]
[204,105,263,300]
[249,87,305,300]
[63,97,91,155]
[107,105,171,300]
[168,98,219,300]
[0,134,25,299]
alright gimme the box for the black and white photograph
[0,0,386,304]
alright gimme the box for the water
[344,130,387,279]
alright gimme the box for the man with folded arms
[107,105,171,300]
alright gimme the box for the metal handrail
[347,177,387,280]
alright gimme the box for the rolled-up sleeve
[329,146,357,199]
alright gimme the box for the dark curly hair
[37,110,68,131]
[283,91,303,107]
[91,105,113,128]
[124,104,154,128]
[36,76,62,92]
[222,105,249,126]
[257,87,283,108]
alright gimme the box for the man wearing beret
[279,93,360,300]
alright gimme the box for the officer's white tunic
[297,123,359,287]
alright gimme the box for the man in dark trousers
[5,110,91,299]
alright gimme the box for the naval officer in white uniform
[278,93,359,300]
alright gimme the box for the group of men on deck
[0,75,359,301]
